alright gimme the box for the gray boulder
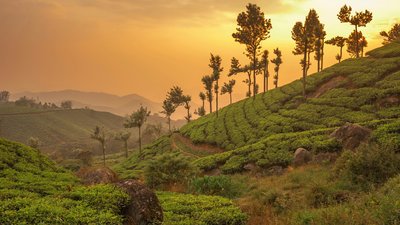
[293,148,312,167]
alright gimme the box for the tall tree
[160,99,176,132]
[346,30,368,58]
[232,3,272,98]
[314,22,326,72]
[229,57,253,97]
[325,36,347,62]
[221,80,236,104]
[209,54,223,117]
[182,95,192,122]
[337,5,373,58]
[260,50,270,92]
[199,92,206,110]
[201,75,214,113]
[114,130,131,158]
[166,86,184,106]
[270,48,283,88]
[292,9,319,97]
[124,106,151,154]
[380,23,400,45]
[90,126,107,166]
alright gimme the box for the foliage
[158,192,247,225]
[190,175,245,199]
[144,152,197,189]
[334,144,400,188]
[380,23,400,45]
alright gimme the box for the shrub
[144,153,197,189]
[189,175,245,198]
[334,144,400,188]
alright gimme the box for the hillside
[0,103,185,156]
[11,90,163,117]
[116,42,400,176]
[0,138,247,224]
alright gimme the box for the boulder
[330,123,371,150]
[76,166,118,185]
[116,179,163,225]
[293,148,312,167]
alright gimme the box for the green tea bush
[144,152,197,189]
[189,175,245,198]
[334,144,400,188]
[158,192,247,225]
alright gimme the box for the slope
[0,103,184,156]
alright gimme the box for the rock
[243,163,257,171]
[266,166,284,176]
[76,166,118,185]
[330,123,371,150]
[293,148,312,167]
[116,179,163,225]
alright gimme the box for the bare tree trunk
[339,46,343,62]
[252,51,257,98]
[355,25,359,58]
[138,126,142,154]
[247,71,251,97]
[124,140,128,158]
[229,93,232,104]
[302,41,308,98]
[215,80,219,117]
[275,71,279,88]
[317,39,321,72]
[168,116,171,133]
[321,42,324,70]
[102,142,106,166]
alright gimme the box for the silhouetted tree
[160,99,176,132]
[90,126,108,166]
[229,57,253,97]
[260,50,270,92]
[232,3,272,98]
[201,75,214,113]
[115,130,131,158]
[337,5,373,58]
[292,9,319,97]
[182,95,192,122]
[199,92,206,111]
[314,22,326,72]
[221,80,236,104]
[0,91,10,102]
[271,48,283,88]
[380,23,400,45]
[347,30,368,57]
[124,106,151,154]
[195,107,206,117]
[208,54,223,117]
[166,86,184,106]
[61,100,72,109]
[325,36,347,62]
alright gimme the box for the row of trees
[91,106,153,166]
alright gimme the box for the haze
[1,0,398,106]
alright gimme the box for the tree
[380,23,400,45]
[209,54,223,117]
[270,48,283,88]
[232,3,272,98]
[201,75,214,113]
[325,36,347,62]
[166,86,184,106]
[221,80,236,104]
[347,30,368,57]
[194,107,206,117]
[114,130,131,158]
[182,95,192,122]
[199,92,206,111]
[124,106,151,154]
[61,100,72,109]
[0,91,10,102]
[314,22,326,72]
[90,126,108,166]
[292,9,319,97]
[337,5,373,58]
[160,99,176,132]
[229,57,254,97]
[260,50,270,92]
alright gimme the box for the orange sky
[1,0,399,107]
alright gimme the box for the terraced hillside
[176,41,400,173]
[0,103,183,155]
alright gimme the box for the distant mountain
[10,90,162,117]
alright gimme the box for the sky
[1,0,399,107]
